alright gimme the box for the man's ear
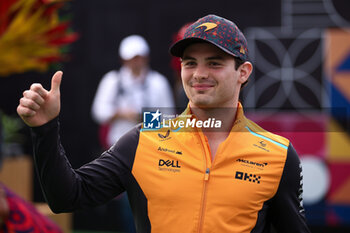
[238,61,253,84]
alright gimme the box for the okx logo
[143,109,162,129]
[235,171,261,184]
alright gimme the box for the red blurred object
[0,184,63,233]
[170,22,193,77]
[48,32,79,46]
[0,0,17,36]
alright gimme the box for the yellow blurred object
[36,203,72,233]
[0,0,78,76]
[0,155,32,201]
[327,119,350,161]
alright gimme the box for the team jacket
[31,104,311,233]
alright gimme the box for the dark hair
[233,57,249,88]
[233,57,244,70]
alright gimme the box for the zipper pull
[204,168,210,181]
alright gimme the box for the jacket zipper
[198,167,210,233]
[196,128,212,233]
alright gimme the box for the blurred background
[0,0,349,232]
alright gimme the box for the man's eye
[183,61,196,66]
[209,62,220,66]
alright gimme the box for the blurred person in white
[92,35,174,147]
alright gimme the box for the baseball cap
[119,35,150,60]
[170,14,249,61]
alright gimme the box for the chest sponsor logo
[253,140,270,152]
[158,147,182,155]
[158,129,172,141]
[235,171,261,184]
[158,159,181,173]
[236,158,268,170]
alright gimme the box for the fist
[17,71,63,127]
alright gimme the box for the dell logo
[159,159,181,168]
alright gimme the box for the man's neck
[131,69,142,77]
[189,101,239,160]
[190,102,238,133]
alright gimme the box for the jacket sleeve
[30,118,140,213]
[270,144,311,233]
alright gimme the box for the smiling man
[17,14,311,233]
[181,43,250,108]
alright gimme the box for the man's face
[181,42,249,108]
[123,55,149,75]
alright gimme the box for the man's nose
[193,65,209,80]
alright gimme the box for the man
[17,14,311,233]
[91,35,174,148]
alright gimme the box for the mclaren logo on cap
[240,46,245,54]
[196,22,218,32]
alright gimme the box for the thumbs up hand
[17,71,63,127]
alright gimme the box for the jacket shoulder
[245,118,290,151]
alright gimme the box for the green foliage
[0,111,25,144]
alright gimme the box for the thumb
[50,71,63,94]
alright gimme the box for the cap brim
[169,38,208,57]
[169,37,242,60]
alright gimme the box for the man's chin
[190,99,215,108]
